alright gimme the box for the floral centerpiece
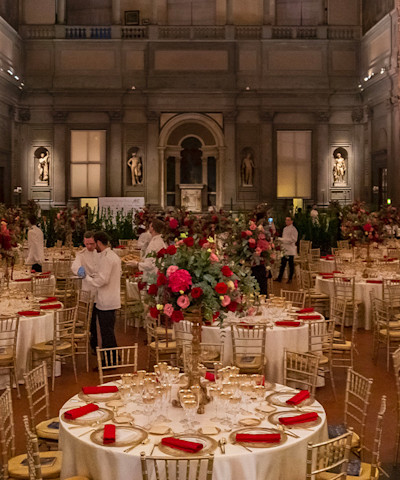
[0,220,15,286]
[341,201,383,246]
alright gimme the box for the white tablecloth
[0,311,55,387]
[319,259,336,273]
[315,276,383,330]
[59,383,327,480]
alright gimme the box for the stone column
[57,0,66,25]
[226,0,234,25]
[266,0,276,24]
[53,112,68,206]
[158,148,166,208]
[145,111,160,206]
[108,111,123,196]
[222,111,237,209]
[351,107,365,203]
[112,0,122,25]
[388,97,400,203]
[315,111,330,206]
[259,111,274,203]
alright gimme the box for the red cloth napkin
[275,321,301,327]
[390,279,400,283]
[332,271,343,274]
[18,311,40,317]
[64,403,99,420]
[236,433,281,443]
[205,372,215,382]
[326,255,335,260]
[14,278,32,282]
[40,304,62,310]
[40,271,52,276]
[286,390,310,405]
[115,245,126,249]
[279,412,318,426]
[366,280,382,284]
[297,315,321,320]
[103,424,116,444]
[82,386,119,395]
[161,437,203,453]
[39,297,57,304]
[296,308,314,313]
[321,275,334,279]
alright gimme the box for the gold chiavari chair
[372,297,400,371]
[56,277,81,308]
[382,279,400,317]
[146,317,177,369]
[183,342,225,373]
[73,291,94,372]
[31,306,78,390]
[299,239,311,259]
[31,275,55,298]
[306,429,353,480]
[392,347,400,465]
[230,324,267,374]
[174,321,193,370]
[332,276,362,327]
[307,318,336,399]
[140,453,214,480]
[331,299,358,371]
[283,350,319,397]
[299,269,330,316]
[0,316,20,398]
[96,345,138,384]
[280,289,306,309]
[24,362,59,449]
[122,277,145,334]
[0,387,15,479]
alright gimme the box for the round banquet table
[319,258,336,273]
[315,275,384,330]
[59,382,328,480]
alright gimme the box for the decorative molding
[146,111,159,122]
[8,105,16,120]
[315,111,330,123]
[18,108,31,122]
[351,107,364,123]
[107,110,124,121]
[52,111,69,123]
[224,110,238,123]
[259,111,274,122]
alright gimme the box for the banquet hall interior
[1,0,400,479]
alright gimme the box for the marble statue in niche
[34,147,50,185]
[127,147,143,185]
[240,147,255,187]
[332,148,348,185]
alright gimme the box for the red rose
[166,245,177,255]
[199,238,207,247]
[169,218,179,229]
[148,284,158,295]
[227,301,238,312]
[149,307,159,319]
[183,237,194,247]
[171,310,184,323]
[363,223,373,232]
[212,215,218,223]
[157,273,167,286]
[138,281,147,291]
[191,287,203,299]
[212,311,220,321]
[215,282,228,295]
[221,266,233,277]
[241,231,247,239]
[248,238,256,248]
[157,248,166,258]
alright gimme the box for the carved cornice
[146,111,159,122]
[315,111,330,123]
[351,107,364,123]
[259,111,274,122]
[18,108,31,122]
[52,111,69,123]
[107,110,124,122]
[224,110,238,123]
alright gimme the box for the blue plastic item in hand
[77,266,86,278]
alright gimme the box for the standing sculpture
[36,148,50,184]
[332,150,347,185]
[241,148,255,186]
[127,148,143,185]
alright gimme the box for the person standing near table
[84,232,121,363]
[276,216,298,284]
[71,231,99,353]
[25,214,45,273]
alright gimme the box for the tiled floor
[5,283,400,479]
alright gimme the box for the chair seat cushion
[347,462,378,480]
[32,341,72,352]
[236,355,263,369]
[332,340,352,350]
[310,291,329,299]
[0,348,13,364]
[36,417,60,441]
[8,451,62,479]
[379,329,400,337]
[149,341,176,351]
[317,354,329,365]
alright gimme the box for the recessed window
[70,130,106,198]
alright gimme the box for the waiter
[25,214,45,272]
[276,216,298,284]
[84,231,121,363]
[71,231,99,353]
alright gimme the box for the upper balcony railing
[19,24,361,41]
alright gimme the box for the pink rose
[164,304,174,317]
[255,247,262,256]
[210,253,219,263]
[249,222,257,230]
[167,265,179,277]
[221,295,231,307]
[257,239,270,251]
[177,295,190,309]
[245,230,253,236]
[168,269,192,292]
[258,233,266,240]
[234,280,238,288]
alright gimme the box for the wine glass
[142,394,155,429]
[182,399,197,432]
[209,386,221,422]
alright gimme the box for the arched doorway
[158,114,225,210]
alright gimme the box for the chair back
[283,350,319,396]
[393,347,400,464]
[230,325,267,374]
[372,298,391,330]
[140,453,214,480]
[344,368,373,450]
[31,276,55,297]
[183,342,224,373]
[53,259,73,279]
[382,279,400,308]
[0,316,19,361]
[22,415,43,480]
[332,276,355,302]
[0,387,15,479]
[299,269,314,292]
[368,395,387,479]
[23,363,50,430]
[174,321,193,369]
[54,307,77,344]
[76,290,94,328]
[96,345,138,383]
[306,429,353,479]
[280,289,306,309]
[337,240,350,250]
[299,240,311,257]
[308,319,335,355]
[330,298,347,342]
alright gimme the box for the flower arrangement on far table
[341,201,383,245]
[0,220,16,286]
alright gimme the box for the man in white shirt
[276,216,298,284]
[71,231,99,352]
[128,218,166,281]
[84,232,121,363]
[25,214,45,272]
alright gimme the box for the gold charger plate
[78,391,120,403]
[266,392,314,408]
[149,424,173,435]
[229,427,287,448]
[268,411,322,429]
[63,407,113,426]
[158,434,218,457]
[90,425,147,447]
[238,417,261,427]
[197,425,221,436]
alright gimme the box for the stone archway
[158,113,225,209]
